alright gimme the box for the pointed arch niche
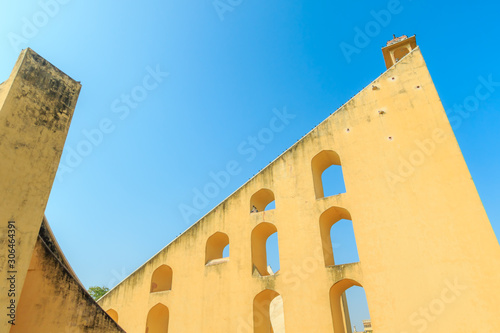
[106,309,118,323]
[150,265,173,293]
[251,222,280,276]
[319,207,359,267]
[253,289,283,333]
[205,231,230,265]
[311,150,345,199]
[330,279,371,333]
[250,189,275,213]
[145,303,169,333]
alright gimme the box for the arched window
[319,207,358,266]
[145,303,169,333]
[253,289,283,333]
[150,265,173,293]
[311,150,345,199]
[106,309,118,323]
[330,279,371,333]
[251,223,280,276]
[205,232,229,265]
[250,189,276,213]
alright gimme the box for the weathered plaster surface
[99,47,500,332]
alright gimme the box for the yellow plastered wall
[0,49,80,333]
[11,234,124,332]
[99,47,500,332]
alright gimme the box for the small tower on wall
[381,34,417,68]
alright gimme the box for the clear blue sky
[1,0,499,330]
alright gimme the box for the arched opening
[250,189,276,213]
[319,207,358,266]
[145,303,169,333]
[393,46,410,62]
[253,289,284,333]
[311,150,345,199]
[205,232,229,265]
[106,309,118,323]
[150,265,173,293]
[251,222,280,276]
[330,280,371,333]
